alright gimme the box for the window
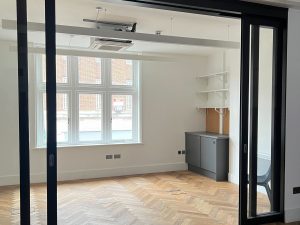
[78,57,102,84]
[35,55,140,147]
[111,95,133,141]
[78,93,102,142]
[111,59,133,85]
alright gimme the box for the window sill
[33,142,143,150]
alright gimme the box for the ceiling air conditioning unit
[90,37,133,51]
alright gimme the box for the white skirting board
[0,162,187,186]
[228,173,239,184]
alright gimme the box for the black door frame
[45,0,58,224]
[15,1,287,225]
[16,0,30,224]
[239,15,287,225]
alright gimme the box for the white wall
[0,41,19,185]
[227,49,241,184]
[0,40,207,185]
[285,8,300,223]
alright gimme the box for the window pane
[42,93,69,143]
[111,59,133,86]
[42,55,68,83]
[256,27,273,215]
[112,95,133,140]
[78,57,102,84]
[79,94,102,142]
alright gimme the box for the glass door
[239,15,286,225]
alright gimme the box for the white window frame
[35,55,141,147]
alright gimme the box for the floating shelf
[195,53,229,110]
[197,88,229,94]
[196,71,228,79]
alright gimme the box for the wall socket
[293,187,300,194]
[106,155,113,160]
[178,150,186,155]
[114,154,121,159]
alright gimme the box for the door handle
[49,154,55,167]
[243,144,248,155]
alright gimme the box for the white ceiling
[0,0,241,56]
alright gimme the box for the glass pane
[57,94,69,143]
[256,27,274,214]
[78,57,102,84]
[111,59,133,86]
[247,25,274,217]
[42,93,69,144]
[79,94,102,142]
[42,55,68,83]
[112,95,133,140]
[27,0,48,223]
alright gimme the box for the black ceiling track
[118,0,288,19]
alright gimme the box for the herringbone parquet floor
[0,171,299,225]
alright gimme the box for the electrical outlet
[182,150,186,155]
[293,187,300,194]
[106,155,113,160]
[178,150,182,155]
[114,154,121,159]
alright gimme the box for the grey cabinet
[185,133,201,167]
[185,132,229,181]
[201,137,217,173]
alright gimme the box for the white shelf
[195,53,229,110]
[196,71,228,79]
[197,88,229,94]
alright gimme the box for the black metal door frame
[15,1,287,225]
[45,0,57,224]
[16,0,57,224]
[16,0,30,224]
[239,15,287,225]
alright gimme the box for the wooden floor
[0,171,299,225]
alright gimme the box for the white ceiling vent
[90,38,133,51]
